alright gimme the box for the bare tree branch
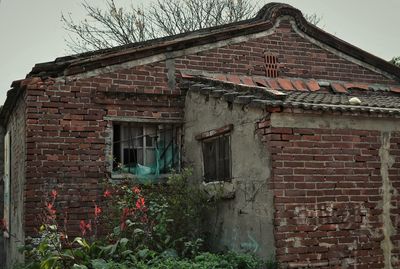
[62,0,322,53]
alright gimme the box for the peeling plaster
[379,132,396,269]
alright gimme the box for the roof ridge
[25,3,400,81]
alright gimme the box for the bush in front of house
[15,169,277,269]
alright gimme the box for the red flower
[94,205,102,217]
[103,190,111,198]
[80,220,91,236]
[132,186,141,194]
[51,189,58,199]
[135,197,145,210]
[47,203,56,216]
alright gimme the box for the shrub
[16,170,274,268]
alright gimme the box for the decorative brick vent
[264,54,278,78]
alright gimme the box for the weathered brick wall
[24,62,185,236]
[176,19,396,84]
[22,16,399,241]
[257,118,400,268]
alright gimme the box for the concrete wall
[183,90,275,259]
[4,97,26,269]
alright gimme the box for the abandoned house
[1,2,400,268]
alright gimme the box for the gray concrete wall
[184,91,275,259]
[4,96,26,269]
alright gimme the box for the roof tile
[292,80,308,91]
[331,83,347,93]
[306,80,320,92]
[266,79,280,90]
[227,75,241,84]
[345,83,369,90]
[277,78,294,91]
[391,87,400,93]
[253,77,268,87]
[240,76,256,86]
[215,74,227,81]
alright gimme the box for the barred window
[113,123,180,176]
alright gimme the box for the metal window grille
[113,123,181,175]
[202,135,231,182]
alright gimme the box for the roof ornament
[348,97,362,105]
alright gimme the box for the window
[203,135,231,182]
[113,123,180,177]
[196,124,233,182]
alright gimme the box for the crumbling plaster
[4,97,26,269]
[183,90,275,258]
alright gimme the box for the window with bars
[202,135,231,182]
[113,123,180,176]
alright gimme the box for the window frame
[106,117,183,179]
[202,134,232,183]
[196,124,233,183]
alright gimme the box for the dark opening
[113,124,121,170]
[203,135,231,182]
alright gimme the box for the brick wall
[24,62,185,236]
[21,16,400,243]
[176,19,395,84]
[257,118,400,268]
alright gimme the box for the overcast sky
[0,0,399,104]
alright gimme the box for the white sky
[0,0,399,105]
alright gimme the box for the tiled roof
[181,72,400,94]
[184,74,400,115]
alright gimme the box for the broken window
[202,135,231,182]
[113,123,180,178]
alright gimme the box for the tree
[62,0,322,53]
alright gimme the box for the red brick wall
[22,17,399,238]
[24,62,185,236]
[257,118,400,268]
[176,20,396,84]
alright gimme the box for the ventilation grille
[264,54,278,78]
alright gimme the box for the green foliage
[101,168,209,257]
[16,170,276,269]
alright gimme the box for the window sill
[201,180,236,199]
